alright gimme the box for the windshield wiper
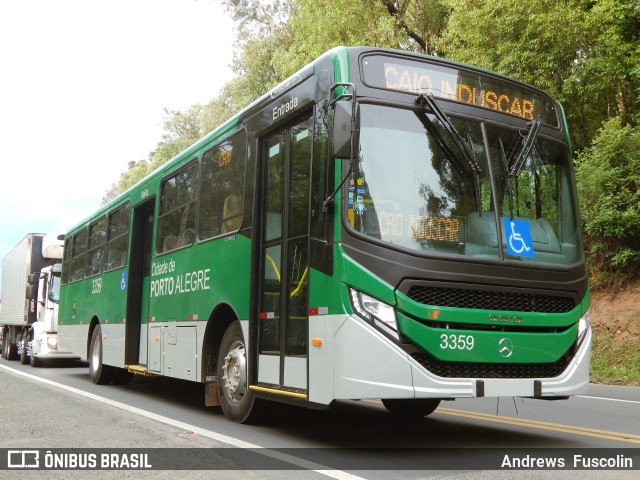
[499,138,517,218]
[415,93,482,212]
[507,118,541,177]
[416,93,482,174]
[500,118,542,219]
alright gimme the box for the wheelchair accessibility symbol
[503,218,534,258]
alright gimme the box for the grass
[590,320,640,386]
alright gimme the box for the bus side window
[104,203,130,271]
[157,161,198,253]
[199,131,246,239]
[86,217,107,277]
[70,229,88,282]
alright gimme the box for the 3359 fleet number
[439,333,475,350]
[91,278,102,295]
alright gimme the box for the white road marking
[0,363,364,480]
[577,395,640,405]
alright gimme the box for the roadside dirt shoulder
[590,283,640,385]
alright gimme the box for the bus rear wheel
[217,321,264,424]
[381,398,441,419]
[89,325,114,385]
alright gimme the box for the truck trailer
[0,233,78,365]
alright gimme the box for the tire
[1,334,7,359]
[217,321,264,423]
[19,333,29,365]
[30,354,41,367]
[89,325,114,385]
[381,398,441,419]
[5,337,17,361]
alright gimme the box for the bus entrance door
[125,198,155,367]
[256,115,313,396]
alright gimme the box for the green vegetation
[591,313,640,386]
[576,119,640,287]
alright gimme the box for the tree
[438,0,639,152]
[148,104,206,168]
[269,0,450,79]
[380,0,450,54]
[438,1,585,129]
[102,160,152,204]
[224,0,450,86]
[101,81,249,204]
[575,118,640,286]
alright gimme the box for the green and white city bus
[59,46,591,423]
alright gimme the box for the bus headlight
[577,310,590,349]
[349,288,400,341]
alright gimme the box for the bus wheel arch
[201,303,240,383]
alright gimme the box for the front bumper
[317,314,591,403]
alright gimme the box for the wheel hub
[90,333,101,372]
[222,340,247,403]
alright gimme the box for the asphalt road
[1,357,638,479]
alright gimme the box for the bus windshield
[347,104,582,266]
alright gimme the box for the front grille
[410,352,570,379]
[407,286,575,313]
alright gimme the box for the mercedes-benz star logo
[498,338,514,358]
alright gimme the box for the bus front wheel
[217,321,264,423]
[89,325,115,385]
[381,398,441,419]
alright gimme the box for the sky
[0,0,236,292]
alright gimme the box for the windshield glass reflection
[346,104,582,266]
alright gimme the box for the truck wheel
[217,321,265,423]
[5,339,17,361]
[89,325,114,385]
[19,334,29,365]
[381,398,441,419]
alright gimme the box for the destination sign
[375,211,465,245]
[361,55,558,126]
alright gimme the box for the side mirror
[28,273,39,285]
[26,285,36,300]
[332,101,360,160]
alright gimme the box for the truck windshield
[49,273,61,302]
[346,104,582,266]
